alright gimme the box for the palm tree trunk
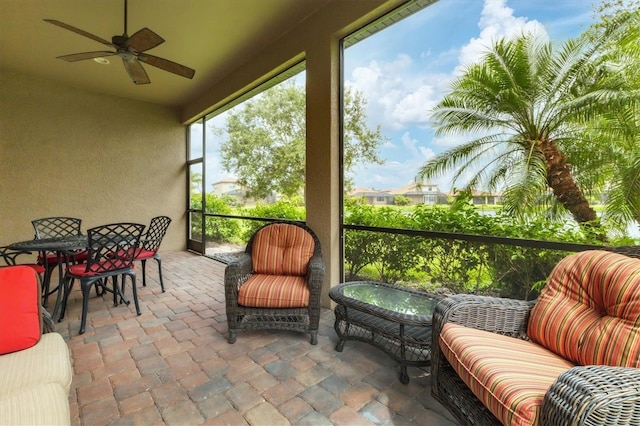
[540,139,607,241]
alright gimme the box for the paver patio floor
[52,250,457,425]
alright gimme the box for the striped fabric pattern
[440,323,575,426]
[238,274,310,308]
[528,250,640,367]
[252,224,315,276]
[0,333,72,398]
[0,382,71,426]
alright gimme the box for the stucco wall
[0,71,186,250]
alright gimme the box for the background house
[390,181,448,205]
[471,190,502,205]
[211,177,260,205]
[349,181,448,206]
[348,188,395,205]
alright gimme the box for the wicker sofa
[0,266,72,425]
[431,250,640,426]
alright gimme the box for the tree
[581,8,640,231]
[419,24,632,239]
[219,81,385,199]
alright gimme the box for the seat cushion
[0,382,71,425]
[0,266,41,355]
[252,223,315,276]
[68,259,131,276]
[440,323,575,426]
[134,248,157,260]
[0,333,72,398]
[238,274,310,308]
[528,250,640,367]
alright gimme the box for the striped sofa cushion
[252,224,315,276]
[440,323,575,426]
[238,274,310,308]
[528,250,640,367]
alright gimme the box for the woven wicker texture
[431,250,640,426]
[224,221,324,345]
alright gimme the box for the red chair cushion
[238,274,310,308]
[251,224,315,276]
[68,259,131,277]
[0,266,42,355]
[134,248,157,260]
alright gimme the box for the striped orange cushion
[528,250,640,367]
[237,274,310,308]
[440,323,575,426]
[252,224,315,276]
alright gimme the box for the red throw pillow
[0,266,42,354]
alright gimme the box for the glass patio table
[329,281,441,384]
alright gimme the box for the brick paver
[52,251,457,425]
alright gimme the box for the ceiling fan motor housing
[112,35,129,47]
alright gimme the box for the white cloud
[456,0,548,72]
[392,85,438,127]
[347,60,443,130]
[432,134,466,149]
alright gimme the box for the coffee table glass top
[339,282,439,317]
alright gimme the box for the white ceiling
[0,0,331,108]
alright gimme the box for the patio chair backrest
[83,223,145,274]
[140,216,171,253]
[32,217,83,239]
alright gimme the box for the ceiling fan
[43,0,195,85]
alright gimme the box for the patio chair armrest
[542,365,640,425]
[0,246,34,265]
[42,307,55,333]
[224,254,252,297]
[306,254,325,294]
[307,255,324,281]
[432,294,534,338]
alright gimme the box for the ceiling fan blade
[138,53,195,79]
[43,19,115,48]
[125,28,165,52]
[122,58,150,85]
[57,51,117,62]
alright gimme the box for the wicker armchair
[224,221,324,345]
[431,252,640,426]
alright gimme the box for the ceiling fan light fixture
[93,57,110,64]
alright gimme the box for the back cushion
[0,266,42,355]
[528,250,640,367]
[252,223,315,276]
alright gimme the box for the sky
[344,0,595,192]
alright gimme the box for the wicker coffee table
[329,281,440,384]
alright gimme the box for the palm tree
[587,9,640,233]
[420,22,632,239]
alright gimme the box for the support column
[305,34,341,308]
